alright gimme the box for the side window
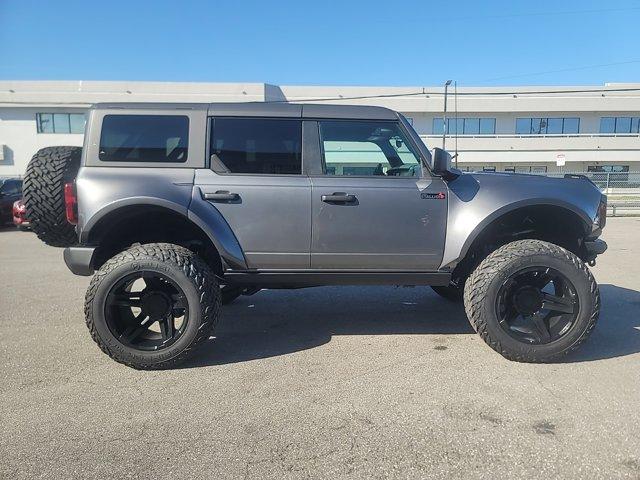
[210,118,302,175]
[99,115,189,163]
[319,121,420,177]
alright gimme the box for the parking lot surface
[1,218,639,479]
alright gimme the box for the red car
[12,199,29,229]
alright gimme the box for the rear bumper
[584,239,607,263]
[63,246,96,276]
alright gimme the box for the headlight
[594,196,607,230]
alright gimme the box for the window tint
[210,118,301,175]
[616,117,632,133]
[515,118,531,134]
[464,118,480,135]
[546,118,563,134]
[531,118,545,134]
[36,113,85,134]
[36,113,54,133]
[53,113,71,133]
[599,117,615,133]
[69,114,86,134]
[588,165,629,173]
[516,117,580,134]
[563,118,580,134]
[320,121,420,177]
[99,115,189,163]
[479,118,496,134]
[599,116,640,133]
[433,117,496,134]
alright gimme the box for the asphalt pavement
[1,218,639,479]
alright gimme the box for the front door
[195,117,311,269]
[311,120,447,270]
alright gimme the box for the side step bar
[223,270,451,287]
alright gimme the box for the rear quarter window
[99,115,189,163]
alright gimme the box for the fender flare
[446,198,593,269]
[81,196,247,270]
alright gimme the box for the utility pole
[442,79,452,149]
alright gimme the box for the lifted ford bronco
[24,103,608,369]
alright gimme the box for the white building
[1,80,639,177]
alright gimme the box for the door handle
[321,193,357,204]
[203,191,240,202]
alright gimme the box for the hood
[448,170,604,226]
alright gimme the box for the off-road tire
[23,146,82,247]
[463,239,599,362]
[85,243,221,370]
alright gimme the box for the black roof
[92,102,398,120]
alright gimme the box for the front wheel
[463,239,599,363]
[85,243,221,369]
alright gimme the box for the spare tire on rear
[23,146,82,247]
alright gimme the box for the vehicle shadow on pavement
[183,286,472,368]
[561,284,640,363]
[183,283,640,368]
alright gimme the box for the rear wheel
[85,243,221,369]
[464,239,599,362]
[23,146,81,247]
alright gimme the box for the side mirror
[432,147,452,175]
[431,147,459,180]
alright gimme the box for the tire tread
[84,243,221,370]
[23,146,81,247]
[463,239,600,362]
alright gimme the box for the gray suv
[23,102,608,369]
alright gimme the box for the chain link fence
[529,171,640,215]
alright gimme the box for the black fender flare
[81,195,247,270]
[445,198,593,270]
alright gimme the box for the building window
[599,117,640,134]
[482,166,496,172]
[36,113,85,134]
[100,115,189,163]
[433,117,496,135]
[587,165,629,173]
[515,117,580,135]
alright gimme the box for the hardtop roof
[91,102,398,120]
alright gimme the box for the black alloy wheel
[105,272,189,351]
[464,239,600,363]
[85,243,220,369]
[495,266,579,345]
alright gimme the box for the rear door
[310,120,447,270]
[194,116,311,269]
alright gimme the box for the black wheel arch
[83,203,246,274]
[448,201,594,283]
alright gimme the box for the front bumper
[584,239,607,264]
[63,246,96,276]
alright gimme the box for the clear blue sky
[1,0,639,86]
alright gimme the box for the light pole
[442,79,452,149]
